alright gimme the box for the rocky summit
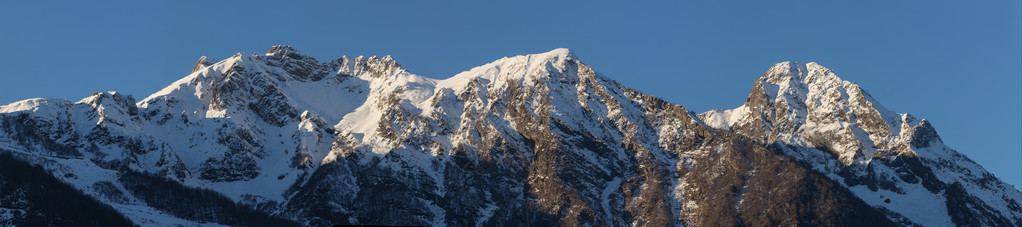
[0,46,1018,226]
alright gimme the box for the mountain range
[0,46,1018,226]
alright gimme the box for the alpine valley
[0,46,1019,226]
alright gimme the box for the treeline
[0,152,133,226]
[117,169,300,227]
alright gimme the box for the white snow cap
[545,48,576,58]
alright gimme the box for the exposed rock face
[192,56,219,73]
[0,46,1018,226]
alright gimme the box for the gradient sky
[1,1,1019,189]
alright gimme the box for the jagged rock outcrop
[192,56,218,73]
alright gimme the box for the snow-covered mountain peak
[437,48,579,90]
[336,55,404,80]
[761,61,842,92]
[267,45,299,56]
[191,56,219,73]
[694,61,1022,226]
[763,61,808,82]
[0,98,69,114]
[539,47,576,59]
[703,61,918,163]
[524,48,577,67]
[750,61,879,119]
[79,91,133,105]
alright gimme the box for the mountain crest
[0,47,1019,226]
[439,48,580,89]
[336,55,403,79]
[762,62,837,82]
[763,61,808,82]
[191,56,218,73]
[80,91,135,108]
[267,45,299,56]
[541,47,576,59]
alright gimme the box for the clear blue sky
[1,1,1019,189]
